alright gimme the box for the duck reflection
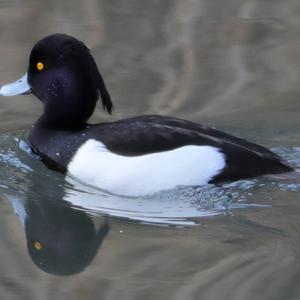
[6,192,109,276]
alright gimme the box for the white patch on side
[67,139,226,196]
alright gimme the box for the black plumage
[29,114,293,183]
[0,33,293,188]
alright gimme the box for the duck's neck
[32,65,99,130]
[37,115,88,130]
[39,92,97,129]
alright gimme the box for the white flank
[67,139,225,196]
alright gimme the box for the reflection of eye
[34,241,43,251]
[36,62,44,71]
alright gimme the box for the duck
[0,33,294,196]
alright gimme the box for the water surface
[0,1,300,299]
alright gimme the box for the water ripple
[0,132,298,226]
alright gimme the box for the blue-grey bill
[0,73,31,96]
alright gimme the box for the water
[0,132,273,226]
[1,1,300,299]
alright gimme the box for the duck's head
[0,33,113,128]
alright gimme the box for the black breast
[28,115,293,182]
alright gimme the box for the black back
[29,115,293,183]
[24,34,293,184]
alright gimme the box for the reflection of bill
[6,194,109,276]
[1,135,252,229]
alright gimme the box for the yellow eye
[36,62,44,71]
[34,241,43,251]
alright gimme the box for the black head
[27,33,113,127]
